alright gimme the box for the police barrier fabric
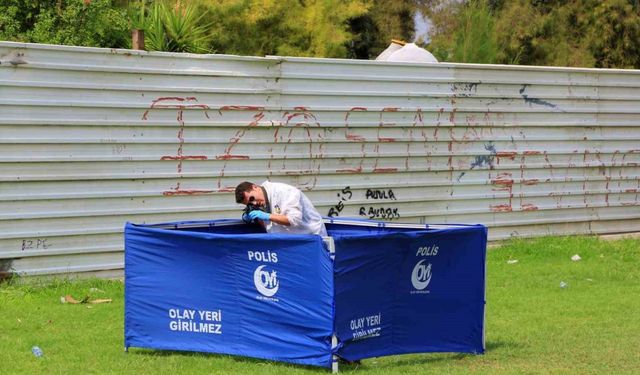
[330,223,487,361]
[124,221,334,368]
[124,219,487,368]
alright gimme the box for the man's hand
[248,210,271,222]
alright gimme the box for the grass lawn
[1,236,639,374]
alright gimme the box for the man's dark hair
[235,181,255,203]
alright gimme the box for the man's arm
[268,213,290,226]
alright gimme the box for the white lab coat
[261,181,327,236]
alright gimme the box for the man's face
[242,185,266,207]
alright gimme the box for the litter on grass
[560,281,568,288]
[507,259,519,264]
[31,346,43,358]
[571,254,582,261]
[60,295,112,304]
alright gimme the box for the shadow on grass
[346,340,524,371]
[127,348,329,372]
[126,340,522,372]
[485,340,524,351]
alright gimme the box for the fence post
[324,236,339,373]
[132,29,145,51]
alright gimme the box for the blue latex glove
[248,210,271,222]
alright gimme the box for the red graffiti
[490,204,513,212]
[143,96,212,196]
[161,156,208,161]
[372,168,398,173]
[163,182,213,196]
[344,107,367,142]
[337,167,363,173]
[215,155,250,160]
[346,134,366,141]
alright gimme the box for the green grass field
[1,236,639,374]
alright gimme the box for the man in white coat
[234,181,327,236]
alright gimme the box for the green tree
[493,0,595,67]
[585,0,640,68]
[348,0,416,59]
[198,0,369,58]
[426,0,640,68]
[131,0,212,53]
[0,0,129,48]
[428,0,498,63]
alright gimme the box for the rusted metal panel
[1,41,639,277]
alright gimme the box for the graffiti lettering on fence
[366,189,396,200]
[142,97,214,196]
[111,144,127,155]
[519,84,563,111]
[359,206,401,220]
[21,238,51,251]
[327,186,353,217]
[141,94,639,216]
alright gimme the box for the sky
[414,10,432,43]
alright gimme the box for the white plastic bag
[375,40,404,61]
[376,42,438,63]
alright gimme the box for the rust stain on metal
[523,179,539,185]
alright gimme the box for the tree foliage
[197,0,370,57]
[130,0,211,53]
[2,0,640,68]
[348,0,417,59]
[426,0,640,68]
[0,0,129,48]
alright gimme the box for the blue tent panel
[124,222,334,368]
[124,219,487,367]
[332,224,486,361]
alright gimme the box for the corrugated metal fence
[1,42,639,277]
